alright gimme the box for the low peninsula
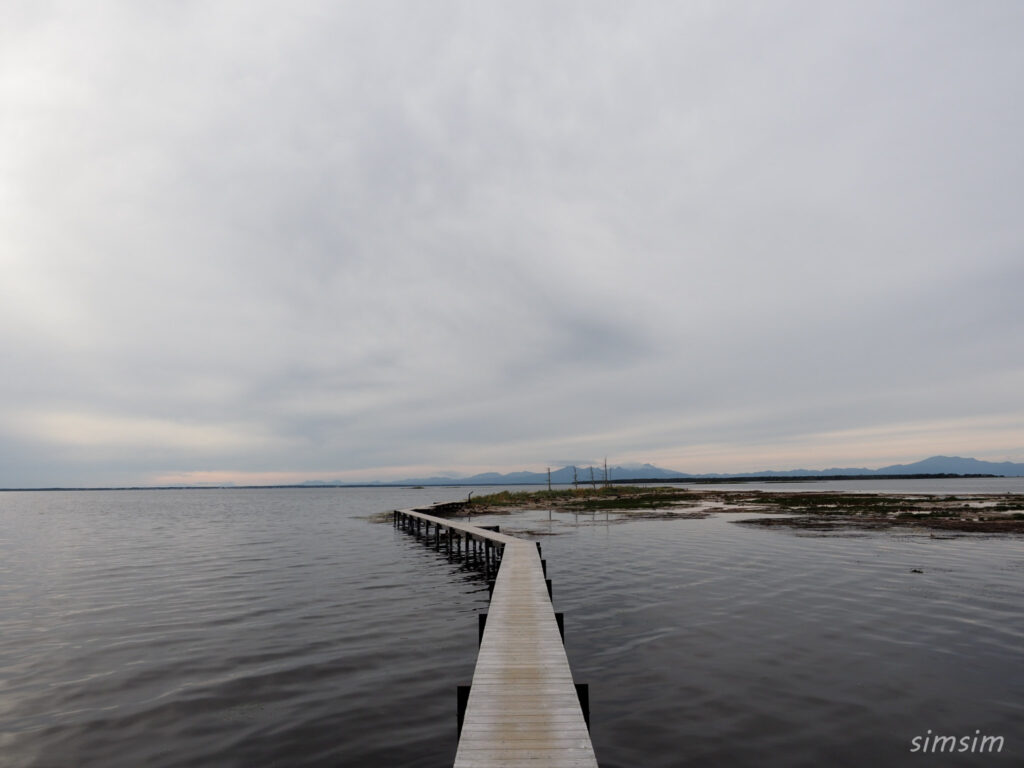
[442,486,1024,534]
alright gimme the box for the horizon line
[0,471,1011,492]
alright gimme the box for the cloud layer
[3,2,1023,485]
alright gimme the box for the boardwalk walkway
[396,508,598,768]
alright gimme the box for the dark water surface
[2,485,1022,767]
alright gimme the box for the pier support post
[456,685,471,737]
[575,683,590,730]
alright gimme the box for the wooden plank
[399,508,598,767]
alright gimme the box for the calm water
[2,484,1022,767]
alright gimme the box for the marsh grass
[740,493,913,514]
[468,486,698,510]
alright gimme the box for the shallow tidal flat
[456,486,1024,535]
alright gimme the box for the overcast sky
[2,1,1022,486]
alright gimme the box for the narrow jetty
[394,507,599,767]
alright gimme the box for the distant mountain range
[354,455,1024,485]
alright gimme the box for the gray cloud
[2,1,1023,485]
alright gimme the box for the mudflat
[446,486,1024,534]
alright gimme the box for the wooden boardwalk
[395,508,598,768]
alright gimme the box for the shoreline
[439,486,1024,535]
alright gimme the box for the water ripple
[2,490,1022,767]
